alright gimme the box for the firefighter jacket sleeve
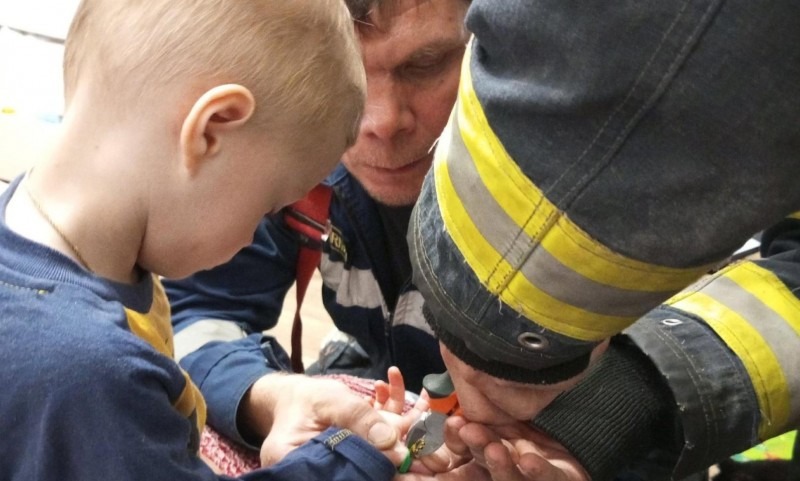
[532,217,800,480]
[408,0,800,475]
[409,0,800,383]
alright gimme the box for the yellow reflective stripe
[435,145,633,340]
[507,269,637,337]
[671,292,788,439]
[667,266,794,439]
[455,84,546,239]
[542,218,710,291]
[726,263,800,339]
[788,211,800,220]
[434,154,508,295]
[434,42,712,338]
[455,45,711,293]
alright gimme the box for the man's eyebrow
[404,39,468,63]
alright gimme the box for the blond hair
[64,0,366,146]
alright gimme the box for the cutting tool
[406,371,461,458]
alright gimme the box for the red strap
[283,184,333,373]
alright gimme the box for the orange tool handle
[423,372,462,416]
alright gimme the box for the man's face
[343,0,468,206]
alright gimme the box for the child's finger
[383,366,407,413]
[410,395,429,414]
[396,397,428,434]
[374,380,390,408]
[373,370,403,412]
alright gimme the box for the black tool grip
[423,372,455,399]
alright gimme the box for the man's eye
[401,59,447,79]
[400,47,465,81]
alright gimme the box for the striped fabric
[126,278,206,433]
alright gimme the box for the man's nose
[361,76,414,140]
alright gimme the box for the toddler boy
[0,0,409,479]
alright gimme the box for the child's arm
[251,369,417,481]
[247,427,398,481]
[254,374,407,468]
[43,339,400,481]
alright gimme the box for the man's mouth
[370,153,432,174]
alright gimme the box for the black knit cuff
[532,336,680,481]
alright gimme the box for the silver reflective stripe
[320,255,387,314]
[391,291,434,335]
[444,107,532,267]
[319,255,345,291]
[523,247,678,316]
[701,276,800,427]
[446,110,677,318]
[173,319,247,362]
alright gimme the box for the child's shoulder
[0,302,188,435]
[0,277,178,385]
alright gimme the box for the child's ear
[180,84,256,174]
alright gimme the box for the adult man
[165,0,469,459]
[408,1,800,480]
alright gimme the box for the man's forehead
[369,0,434,20]
[358,0,467,36]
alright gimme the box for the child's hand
[376,368,590,480]
[373,366,432,472]
[377,367,475,475]
[374,367,430,432]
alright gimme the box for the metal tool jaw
[405,372,461,458]
[406,411,448,457]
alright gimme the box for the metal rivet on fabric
[517,332,549,350]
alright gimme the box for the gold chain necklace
[23,171,93,272]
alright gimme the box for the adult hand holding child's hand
[239,373,402,467]
[440,417,590,481]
